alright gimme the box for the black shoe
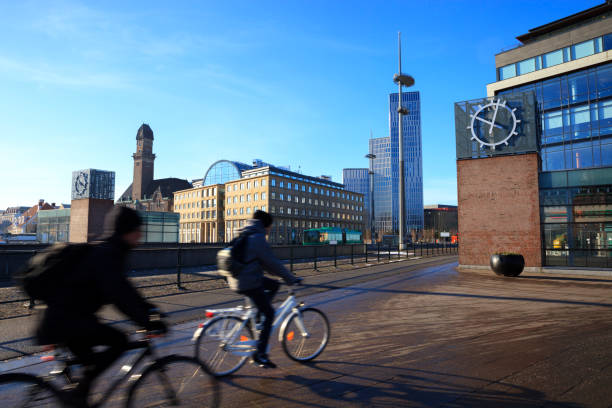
[252,353,277,369]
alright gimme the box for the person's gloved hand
[146,320,168,335]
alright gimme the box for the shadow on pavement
[286,361,583,408]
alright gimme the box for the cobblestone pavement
[3,259,612,407]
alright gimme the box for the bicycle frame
[47,339,160,408]
[194,290,309,355]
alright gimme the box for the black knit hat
[253,210,273,228]
[104,206,143,238]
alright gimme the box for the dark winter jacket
[226,219,297,292]
[36,236,154,344]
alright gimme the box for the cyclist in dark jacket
[226,210,300,368]
[36,206,167,404]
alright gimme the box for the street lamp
[394,32,415,251]
[365,152,376,244]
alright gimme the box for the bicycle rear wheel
[0,373,64,408]
[195,316,254,377]
[126,355,219,408]
[281,307,330,362]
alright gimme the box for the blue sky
[0,0,600,210]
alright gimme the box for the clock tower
[132,124,156,201]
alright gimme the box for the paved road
[3,259,612,407]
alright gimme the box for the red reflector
[41,356,55,362]
[198,323,204,328]
[205,311,215,318]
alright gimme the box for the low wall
[0,244,366,281]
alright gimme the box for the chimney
[38,199,44,207]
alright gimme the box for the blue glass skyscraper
[369,91,423,239]
[343,168,370,234]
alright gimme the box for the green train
[303,227,363,245]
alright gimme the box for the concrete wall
[0,244,366,281]
[457,153,542,267]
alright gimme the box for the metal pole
[397,32,406,252]
[290,246,294,273]
[334,245,337,268]
[365,243,368,263]
[377,242,380,263]
[388,244,391,261]
[314,246,317,270]
[351,244,354,265]
[177,245,182,290]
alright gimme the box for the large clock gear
[467,98,521,150]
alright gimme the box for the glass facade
[498,32,612,80]
[343,168,370,230]
[389,92,424,235]
[139,211,179,243]
[37,209,70,243]
[369,92,424,239]
[498,62,612,267]
[203,160,252,186]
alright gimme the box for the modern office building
[343,168,371,240]
[225,165,365,244]
[369,91,424,240]
[139,211,179,243]
[455,1,612,269]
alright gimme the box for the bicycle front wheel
[281,307,330,362]
[0,373,64,408]
[195,316,254,377]
[126,355,219,408]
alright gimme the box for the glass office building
[343,168,371,235]
[369,92,424,239]
[203,160,252,186]
[491,4,612,267]
[37,209,71,243]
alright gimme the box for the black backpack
[16,243,91,302]
[217,231,255,279]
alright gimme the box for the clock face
[468,98,521,150]
[74,172,89,197]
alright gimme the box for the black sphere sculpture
[490,253,525,277]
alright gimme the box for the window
[280,193,284,200]
[254,193,259,201]
[314,188,318,194]
[240,183,244,190]
[288,182,292,189]
[499,64,516,80]
[246,182,251,189]
[271,192,276,199]
[287,194,292,201]
[262,192,266,200]
[288,208,292,215]
[280,181,284,188]
[542,49,563,68]
[240,195,244,203]
[271,179,275,187]
[233,185,237,191]
[517,58,536,75]
[572,39,595,60]
[254,180,259,188]
[302,185,305,191]
[246,207,252,214]
[262,179,267,187]
[240,208,244,214]
[308,186,312,193]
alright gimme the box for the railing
[0,242,458,291]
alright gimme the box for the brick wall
[457,153,542,267]
[69,198,114,242]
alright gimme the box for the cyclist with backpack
[220,210,300,368]
[32,206,167,406]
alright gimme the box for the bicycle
[193,285,330,377]
[0,331,220,407]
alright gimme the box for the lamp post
[393,31,415,251]
[365,152,376,244]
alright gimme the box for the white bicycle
[192,285,329,377]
